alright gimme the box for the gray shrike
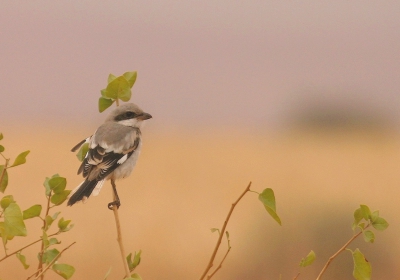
[68,103,152,208]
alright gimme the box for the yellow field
[0,124,399,279]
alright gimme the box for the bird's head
[106,103,152,128]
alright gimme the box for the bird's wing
[77,125,141,182]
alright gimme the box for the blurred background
[1,1,400,279]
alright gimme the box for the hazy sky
[1,1,399,128]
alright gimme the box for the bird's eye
[125,112,136,118]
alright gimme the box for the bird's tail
[67,179,105,206]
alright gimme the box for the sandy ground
[0,124,399,280]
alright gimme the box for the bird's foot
[108,200,121,210]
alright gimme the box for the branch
[199,182,252,280]
[316,226,367,280]
[26,241,76,280]
[207,245,231,279]
[35,193,52,279]
[0,232,60,262]
[111,181,130,278]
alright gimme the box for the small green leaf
[1,195,15,210]
[100,88,108,98]
[76,143,89,162]
[99,97,114,113]
[108,73,117,83]
[48,177,67,193]
[370,211,379,222]
[58,217,72,231]
[258,188,282,225]
[52,263,75,279]
[225,231,230,240]
[128,273,142,280]
[360,205,371,220]
[352,208,363,230]
[23,205,42,220]
[371,217,389,231]
[123,71,137,88]
[349,248,371,280]
[210,228,220,234]
[103,267,112,280]
[363,230,375,243]
[0,145,4,152]
[299,250,316,267]
[106,76,131,101]
[127,250,142,271]
[16,251,29,269]
[0,133,3,140]
[49,238,61,246]
[10,151,30,167]
[44,215,54,231]
[42,248,59,264]
[0,166,9,193]
[51,190,71,205]
[4,203,27,237]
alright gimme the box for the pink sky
[1,1,399,128]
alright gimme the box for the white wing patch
[92,179,106,196]
[117,154,128,164]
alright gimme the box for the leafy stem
[36,192,52,279]
[199,182,252,280]
[316,224,369,280]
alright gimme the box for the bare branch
[207,245,231,279]
[199,182,252,280]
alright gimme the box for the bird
[67,102,152,208]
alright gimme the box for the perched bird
[68,103,152,208]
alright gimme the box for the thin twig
[0,232,59,262]
[316,226,368,280]
[111,181,130,278]
[207,245,231,279]
[199,182,252,280]
[26,241,76,280]
[293,272,300,280]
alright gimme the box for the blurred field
[0,123,399,279]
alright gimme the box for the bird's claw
[108,200,121,210]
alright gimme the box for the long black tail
[67,179,98,206]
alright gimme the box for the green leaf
[10,150,30,167]
[108,73,117,83]
[51,190,71,205]
[52,263,75,279]
[258,188,282,225]
[16,251,29,269]
[76,142,89,162]
[363,230,375,243]
[48,237,61,246]
[370,211,379,222]
[0,145,4,152]
[99,97,114,113]
[4,203,27,237]
[371,216,389,231]
[44,215,55,231]
[123,71,137,88]
[299,250,316,267]
[0,166,9,193]
[1,195,15,210]
[105,76,131,101]
[210,228,220,234]
[360,205,371,220]
[42,248,59,264]
[127,273,142,280]
[23,205,42,220]
[0,133,3,140]
[127,250,142,271]
[352,208,363,230]
[100,88,108,98]
[48,176,67,193]
[103,267,112,280]
[349,248,371,280]
[58,217,73,232]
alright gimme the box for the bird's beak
[137,112,152,120]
